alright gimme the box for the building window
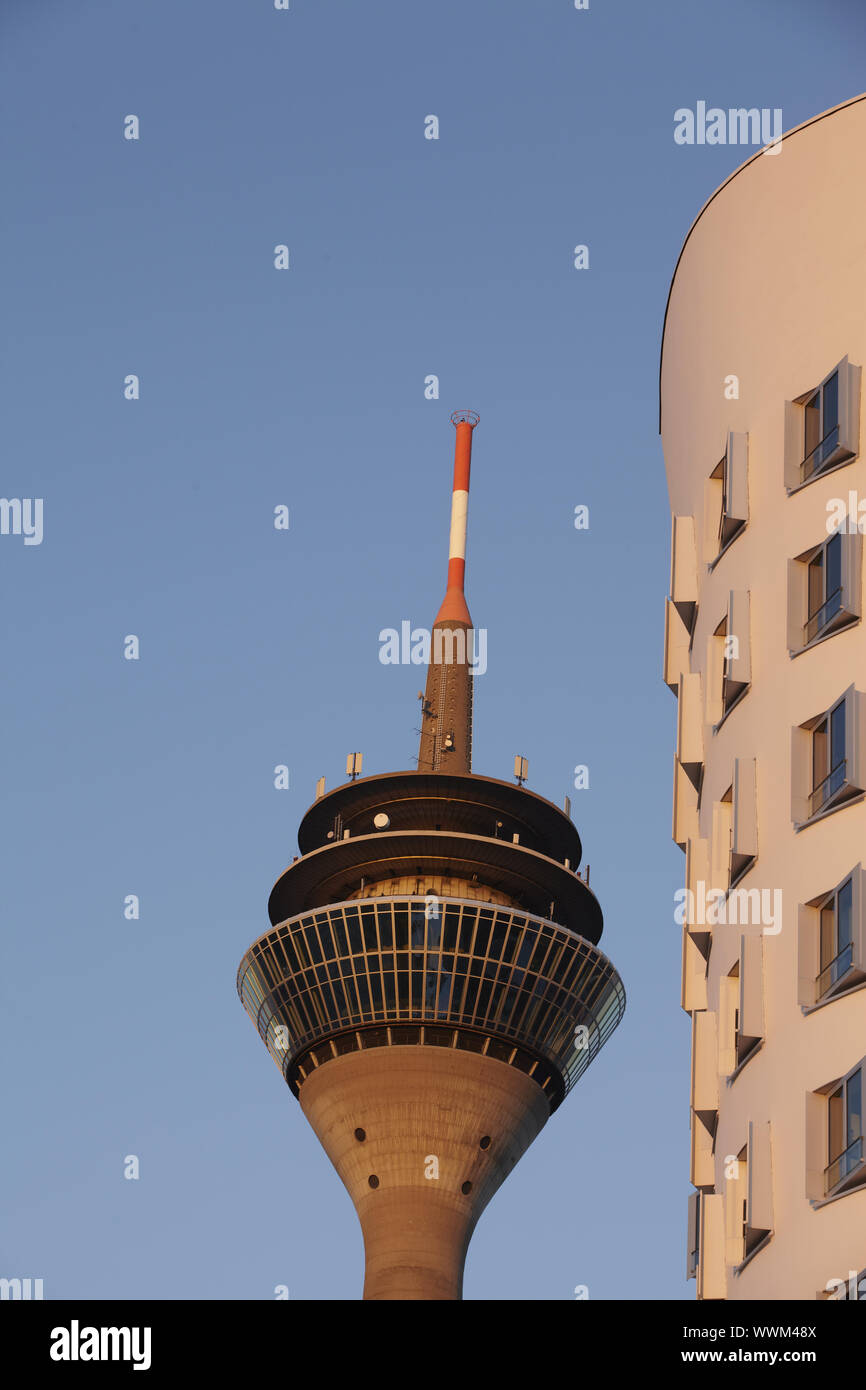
[736,936,764,1066]
[784,356,861,490]
[826,1063,864,1197]
[730,758,757,886]
[726,1131,772,1268]
[799,867,866,1008]
[670,514,698,633]
[708,593,753,727]
[711,771,759,893]
[723,590,751,716]
[687,1191,700,1280]
[720,940,764,1076]
[676,672,703,791]
[720,962,740,1076]
[787,527,861,656]
[806,532,842,644]
[811,697,848,818]
[803,369,840,482]
[819,878,855,1000]
[707,432,749,558]
[687,1191,725,1298]
[792,686,866,827]
[726,1142,748,1266]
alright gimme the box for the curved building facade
[661,94,866,1300]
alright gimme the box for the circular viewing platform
[238,896,625,1112]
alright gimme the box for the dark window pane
[528,933,549,972]
[393,908,409,951]
[476,980,492,1018]
[515,932,533,967]
[410,906,426,947]
[331,915,348,957]
[345,911,363,954]
[823,372,839,433]
[831,701,847,771]
[377,908,393,949]
[489,915,509,958]
[848,1070,862,1147]
[323,922,340,960]
[442,906,460,951]
[813,719,828,789]
[486,982,506,1020]
[829,1085,844,1161]
[838,879,853,952]
[827,533,842,601]
[804,392,820,460]
[473,919,491,957]
[329,978,347,1016]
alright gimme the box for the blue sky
[2,0,864,1301]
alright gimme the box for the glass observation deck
[238,897,625,1108]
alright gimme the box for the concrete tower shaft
[299,1047,548,1299]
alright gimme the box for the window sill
[789,613,859,660]
[802,975,866,1015]
[727,1039,764,1085]
[812,1166,866,1208]
[713,684,750,734]
[707,524,747,573]
[734,1230,773,1275]
[729,856,757,890]
[786,450,856,496]
[794,789,866,833]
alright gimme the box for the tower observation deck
[237,413,625,1299]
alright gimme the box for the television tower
[237,412,625,1299]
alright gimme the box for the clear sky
[3,0,864,1302]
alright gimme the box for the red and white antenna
[434,410,480,627]
[416,411,480,775]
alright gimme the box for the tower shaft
[300,1047,548,1299]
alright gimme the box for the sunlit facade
[661,93,866,1301]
